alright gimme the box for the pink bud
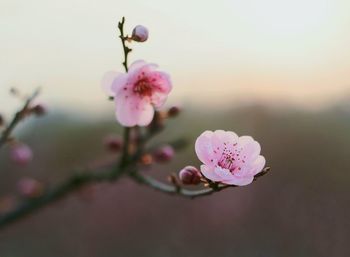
[104,135,123,152]
[10,143,33,165]
[17,177,43,198]
[153,145,175,163]
[132,25,149,42]
[179,166,201,185]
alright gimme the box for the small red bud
[153,145,175,163]
[104,135,123,152]
[17,177,44,198]
[168,106,181,117]
[179,166,201,185]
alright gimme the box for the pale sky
[1,0,350,115]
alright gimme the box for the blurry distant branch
[0,88,41,149]
[0,161,124,229]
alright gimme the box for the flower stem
[117,17,133,165]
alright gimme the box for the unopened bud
[140,154,153,165]
[104,135,123,152]
[179,166,201,185]
[168,106,181,118]
[153,145,175,163]
[32,104,47,116]
[17,177,44,198]
[0,114,3,126]
[10,143,33,165]
[131,25,149,42]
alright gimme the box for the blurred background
[1,0,350,256]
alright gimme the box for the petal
[200,164,222,182]
[151,92,168,108]
[115,92,154,127]
[239,136,261,161]
[250,155,266,175]
[151,71,172,94]
[101,71,126,96]
[101,71,120,96]
[223,175,254,186]
[128,60,158,74]
[195,131,215,164]
[214,166,234,180]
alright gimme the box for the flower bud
[153,145,175,163]
[10,143,33,165]
[167,106,181,118]
[32,104,47,116]
[140,153,153,165]
[131,25,149,42]
[104,135,123,152]
[0,114,3,126]
[17,177,44,198]
[179,166,201,185]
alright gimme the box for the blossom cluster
[102,20,267,187]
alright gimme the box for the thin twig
[130,167,270,199]
[117,17,132,166]
[0,88,40,149]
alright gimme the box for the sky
[1,0,350,115]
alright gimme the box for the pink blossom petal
[239,136,261,161]
[250,155,266,175]
[200,164,222,182]
[214,166,234,180]
[224,176,254,186]
[101,71,125,96]
[151,92,168,108]
[195,131,215,164]
[115,92,154,127]
[128,60,158,74]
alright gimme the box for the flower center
[133,79,153,97]
[218,152,236,171]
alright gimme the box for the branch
[129,167,271,199]
[118,17,131,73]
[0,161,125,230]
[0,88,40,149]
[117,17,132,165]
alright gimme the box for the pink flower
[102,60,172,127]
[195,130,265,186]
[10,143,33,165]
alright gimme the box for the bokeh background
[1,0,350,256]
